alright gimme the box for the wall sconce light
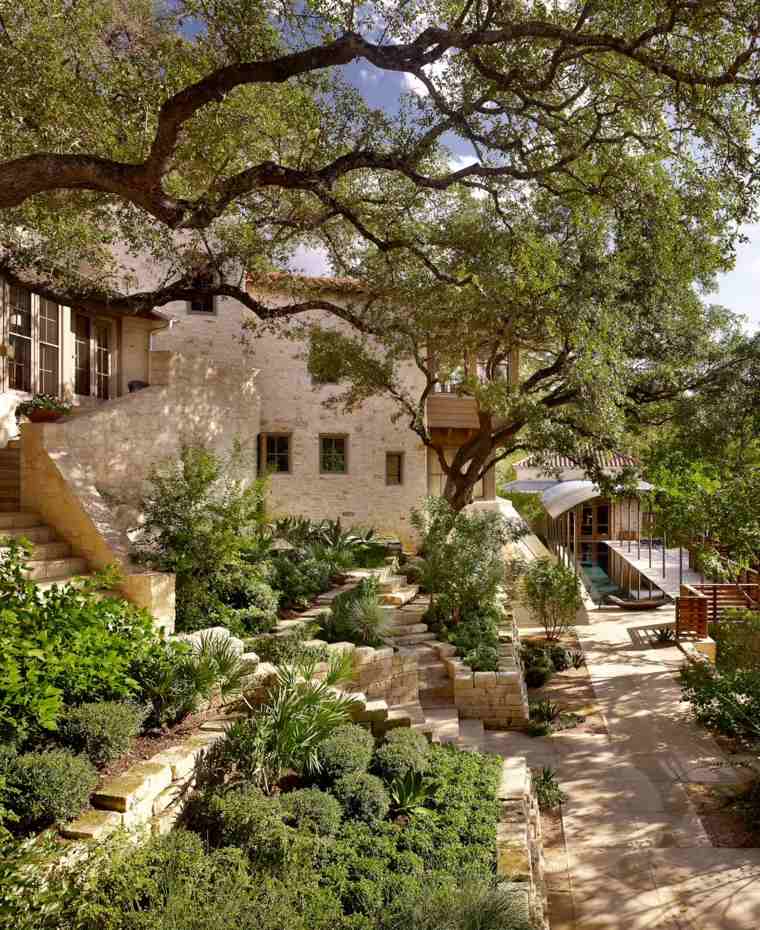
[0,343,15,360]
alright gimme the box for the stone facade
[152,282,430,548]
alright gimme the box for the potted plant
[15,393,73,423]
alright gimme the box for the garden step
[457,718,485,752]
[383,631,433,647]
[378,573,409,593]
[0,540,70,560]
[380,585,419,607]
[422,704,460,744]
[385,622,428,636]
[0,512,42,529]
[0,525,56,543]
[23,557,88,580]
[419,684,455,705]
[419,665,451,688]
[35,574,93,592]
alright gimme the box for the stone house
[0,269,501,629]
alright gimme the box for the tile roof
[247,271,367,293]
[514,451,638,471]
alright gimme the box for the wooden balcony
[426,393,480,430]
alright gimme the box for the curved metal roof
[541,480,653,519]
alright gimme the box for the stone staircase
[0,440,90,589]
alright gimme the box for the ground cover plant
[0,541,254,839]
[680,661,760,741]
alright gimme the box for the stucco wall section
[153,292,429,548]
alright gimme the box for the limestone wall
[496,759,549,930]
[153,288,429,548]
[432,618,530,729]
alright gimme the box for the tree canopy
[0,0,758,318]
[293,170,747,507]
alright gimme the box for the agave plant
[388,771,433,817]
[529,697,561,724]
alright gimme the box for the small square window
[386,452,403,486]
[320,435,347,474]
[188,294,216,315]
[265,434,291,473]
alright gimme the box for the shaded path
[485,607,760,930]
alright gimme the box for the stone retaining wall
[62,729,223,842]
[431,617,530,728]
[496,759,549,930]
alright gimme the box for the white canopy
[540,479,653,519]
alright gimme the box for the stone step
[422,704,460,744]
[380,585,419,607]
[385,622,428,636]
[378,573,408,593]
[383,631,433,647]
[0,525,56,543]
[419,665,450,688]
[23,557,88,580]
[457,717,485,751]
[35,574,92,592]
[0,540,70,560]
[0,512,42,529]
[384,610,426,627]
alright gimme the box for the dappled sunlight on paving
[493,609,758,928]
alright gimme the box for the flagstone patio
[484,605,760,930]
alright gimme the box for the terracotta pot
[26,409,65,423]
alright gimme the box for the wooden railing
[675,583,760,638]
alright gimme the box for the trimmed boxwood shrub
[7,749,97,831]
[317,723,375,782]
[332,772,390,823]
[373,729,430,783]
[59,701,147,767]
[281,787,342,836]
[186,786,289,867]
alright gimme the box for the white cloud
[402,53,452,98]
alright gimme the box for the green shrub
[410,497,524,623]
[199,656,359,793]
[734,778,760,832]
[281,787,343,836]
[373,729,430,783]
[133,441,271,633]
[54,829,342,930]
[448,607,501,659]
[249,623,328,666]
[272,553,334,610]
[318,724,376,782]
[549,644,571,671]
[524,662,552,688]
[529,698,561,724]
[522,558,582,641]
[190,786,290,867]
[463,644,499,672]
[0,539,159,745]
[402,876,534,930]
[333,772,390,823]
[711,611,760,672]
[59,701,146,766]
[680,661,760,739]
[7,749,97,831]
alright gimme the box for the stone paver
[486,606,760,929]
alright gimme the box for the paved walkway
[485,606,760,930]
